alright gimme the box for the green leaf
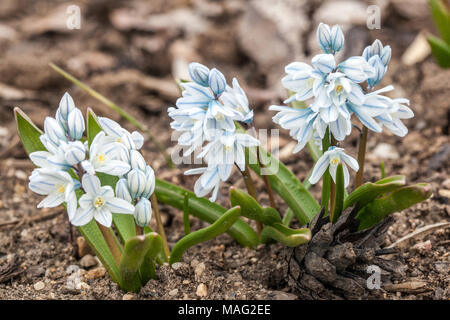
[14,107,45,154]
[229,187,282,225]
[155,179,259,248]
[119,232,161,292]
[139,233,163,285]
[344,175,406,210]
[169,206,241,264]
[86,108,103,145]
[245,145,320,224]
[357,183,433,230]
[260,223,311,247]
[429,0,450,45]
[78,220,121,284]
[427,34,450,68]
[331,164,345,223]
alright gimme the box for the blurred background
[0,0,449,299]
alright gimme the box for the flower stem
[257,146,276,209]
[97,223,122,266]
[355,126,368,188]
[241,164,263,235]
[150,193,170,260]
[321,127,331,214]
[329,135,337,215]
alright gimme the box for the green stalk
[183,192,191,235]
[355,126,368,188]
[150,193,170,260]
[97,223,123,266]
[329,135,337,215]
[331,164,345,223]
[49,63,175,169]
[257,146,277,209]
[321,127,331,214]
[241,164,263,235]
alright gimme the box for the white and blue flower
[71,174,134,227]
[309,147,359,188]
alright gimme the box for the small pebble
[79,254,98,268]
[194,262,205,280]
[169,289,179,296]
[85,267,106,279]
[34,281,45,291]
[196,283,208,297]
[123,293,135,300]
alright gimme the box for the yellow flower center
[307,78,315,87]
[57,186,65,193]
[224,145,233,152]
[93,196,105,208]
[215,113,225,121]
[335,85,344,93]
[116,138,122,143]
[330,157,340,165]
[97,154,105,163]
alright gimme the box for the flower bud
[127,169,147,199]
[208,68,226,96]
[67,108,85,140]
[317,23,344,54]
[63,141,86,165]
[188,62,210,87]
[312,54,336,74]
[134,197,152,227]
[380,46,391,67]
[330,25,344,53]
[142,165,155,198]
[58,92,76,122]
[44,117,67,146]
[131,131,144,150]
[115,178,132,202]
[130,150,146,171]
[367,56,386,88]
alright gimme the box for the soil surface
[0,0,449,300]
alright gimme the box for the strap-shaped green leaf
[14,107,45,153]
[87,109,136,243]
[139,233,162,285]
[344,175,406,210]
[155,179,259,248]
[245,145,320,225]
[169,206,241,264]
[427,35,450,68]
[260,223,311,247]
[429,0,450,45]
[119,232,161,292]
[229,187,282,225]
[357,183,432,230]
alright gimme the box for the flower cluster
[28,93,155,228]
[270,23,414,187]
[169,63,259,201]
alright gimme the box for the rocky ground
[0,0,449,299]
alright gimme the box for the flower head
[317,23,345,54]
[309,147,359,188]
[72,174,134,227]
[29,168,80,220]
